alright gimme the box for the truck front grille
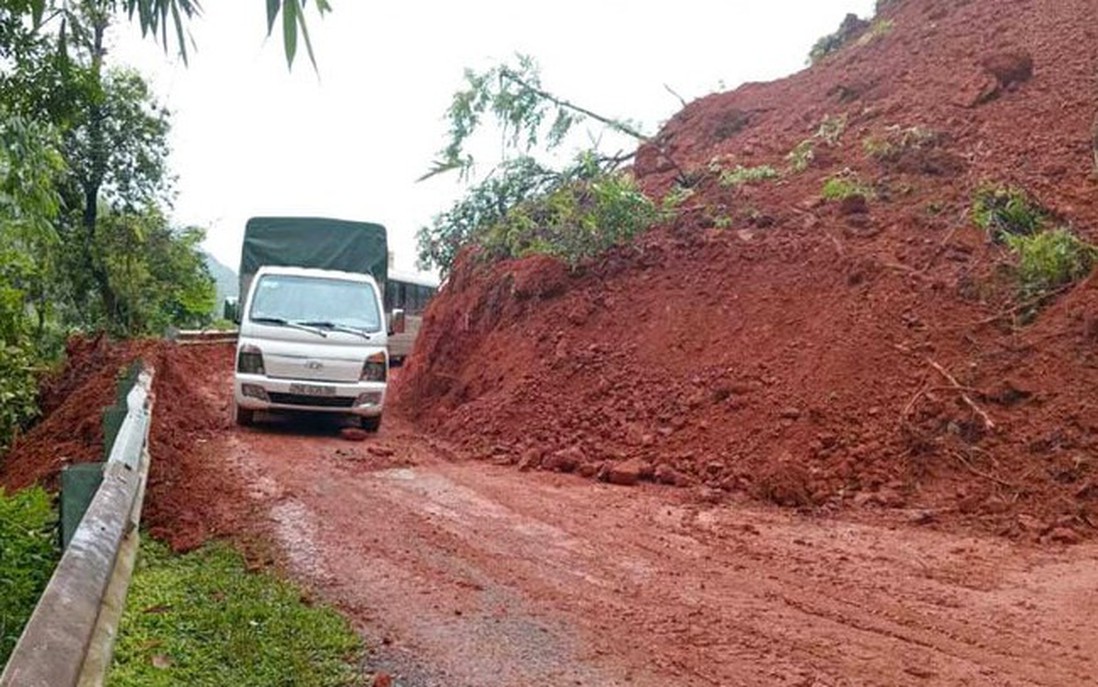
[268,393,355,408]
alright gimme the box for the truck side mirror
[388,309,406,335]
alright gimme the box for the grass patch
[0,486,58,666]
[821,172,874,201]
[718,164,780,187]
[109,538,363,687]
[972,184,1045,242]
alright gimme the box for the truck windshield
[249,274,381,332]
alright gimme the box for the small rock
[372,673,394,687]
[1048,527,1081,545]
[607,459,644,486]
[909,509,937,526]
[779,407,802,420]
[339,428,369,442]
[577,462,600,478]
[981,50,1034,88]
[542,446,583,473]
[654,464,692,487]
[1017,514,1045,532]
[517,448,542,471]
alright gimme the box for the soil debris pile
[0,337,243,551]
[396,0,1098,540]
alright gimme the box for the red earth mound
[0,337,244,552]
[395,0,1098,541]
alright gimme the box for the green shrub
[718,165,780,187]
[0,344,40,452]
[0,486,59,666]
[821,172,874,201]
[1004,228,1097,298]
[110,538,363,686]
[972,185,1045,242]
[483,171,666,268]
[809,14,870,64]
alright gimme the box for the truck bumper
[234,374,385,417]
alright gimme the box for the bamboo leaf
[282,0,298,68]
[266,0,280,35]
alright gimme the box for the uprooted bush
[863,125,939,161]
[418,154,669,274]
[972,184,1046,242]
[971,185,1095,305]
[716,164,780,187]
[821,171,874,201]
[481,170,667,268]
[1004,228,1097,299]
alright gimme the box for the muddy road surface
[207,413,1098,687]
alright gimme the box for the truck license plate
[288,383,336,397]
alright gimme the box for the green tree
[95,210,215,333]
[57,58,172,328]
[0,111,65,448]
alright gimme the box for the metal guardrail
[174,329,239,345]
[0,368,154,687]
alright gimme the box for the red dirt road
[221,416,1098,687]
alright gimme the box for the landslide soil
[396,0,1098,542]
[8,340,1098,685]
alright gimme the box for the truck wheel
[359,415,382,433]
[234,404,255,427]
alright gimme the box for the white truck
[231,217,403,432]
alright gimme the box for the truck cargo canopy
[240,217,388,302]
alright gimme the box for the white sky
[109,0,876,274]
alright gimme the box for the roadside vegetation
[0,2,332,678]
[110,538,363,687]
[0,486,58,666]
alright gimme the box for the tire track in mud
[220,420,1098,687]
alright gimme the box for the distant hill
[203,252,238,314]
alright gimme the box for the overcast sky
[110,0,876,275]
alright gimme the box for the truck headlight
[237,344,265,375]
[361,352,387,382]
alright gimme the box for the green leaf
[295,4,318,71]
[282,0,298,68]
[266,0,280,35]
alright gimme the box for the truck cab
[232,265,403,431]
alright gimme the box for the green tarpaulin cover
[239,217,388,302]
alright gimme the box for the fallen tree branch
[948,450,1016,488]
[925,357,995,431]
